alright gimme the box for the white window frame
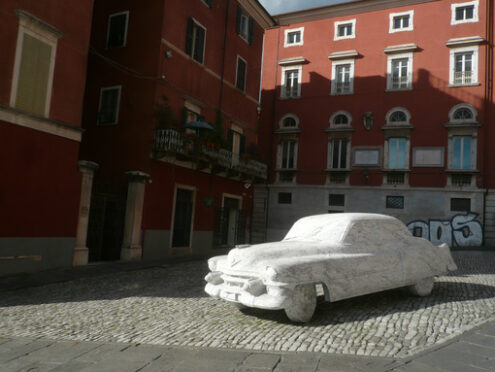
[451,0,479,25]
[334,19,356,40]
[385,137,410,170]
[97,85,122,125]
[449,103,477,123]
[277,139,298,170]
[188,18,207,64]
[284,27,304,47]
[448,134,477,170]
[331,59,355,95]
[239,10,249,41]
[387,52,413,91]
[281,65,302,98]
[329,110,352,128]
[279,114,299,129]
[235,55,247,92]
[389,10,414,33]
[327,138,351,170]
[10,11,60,118]
[449,45,478,86]
[106,11,130,49]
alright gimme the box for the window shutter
[228,129,234,149]
[248,17,254,44]
[194,26,205,64]
[185,18,194,56]
[240,135,246,155]
[236,6,242,34]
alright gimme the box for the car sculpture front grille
[221,273,266,296]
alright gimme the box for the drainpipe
[218,0,230,115]
[483,0,494,246]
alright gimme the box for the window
[389,11,413,33]
[172,187,195,248]
[452,136,473,170]
[450,46,478,85]
[334,19,356,40]
[10,11,62,117]
[449,103,477,123]
[281,66,302,98]
[329,138,349,169]
[451,1,479,25]
[329,111,352,127]
[284,27,304,47]
[278,192,292,204]
[386,196,404,209]
[228,127,245,165]
[331,60,354,95]
[329,194,345,207]
[236,6,254,44]
[388,137,407,169]
[280,140,297,169]
[387,53,413,90]
[386,107,411,125]
[98,86,122,125]
[236,56,247,92]
[451,198,471,212]
[107,11,129,48]
[280,114,299,128]
[186,18,206,64]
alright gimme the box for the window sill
[279,96,302,100]
[330,91,354,96]
[334,36,356,41]
[445,169,479,173]
[383,169,411,173]
[385,87,413,92]
[389,28,413,34]
[284,43,304,48]
[325,126,355,132]
[448,83,481,88]
[325,168,351,172]
[274,128,301,134]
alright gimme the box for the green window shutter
[194,25,205,64]
[236,59,246,91]
[16,34,52,116]
[248,17,254,44]
[236,6,242,35]
[239,135,246,155]
[185,18,194,56]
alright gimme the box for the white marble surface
[205,213,458,322]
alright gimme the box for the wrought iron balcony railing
[153,129,267,179]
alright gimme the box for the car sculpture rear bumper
[204,271,291,310]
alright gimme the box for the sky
[258,0,349,16]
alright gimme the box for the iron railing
[153,129,267,179]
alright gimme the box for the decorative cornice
[274,128,302,134]
[328,50,359,60]
[278,57,308,65]
[0,105,82,142]
[381,124,414,130]
[14,9,64,39]
[325,126,355,132]
[384,43,418,54]
[445,36,485,47]
[444,122,482,128]
[238,0,276,28]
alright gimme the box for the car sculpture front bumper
[204,271,291,310]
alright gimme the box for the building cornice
[239,0,276,28]
[275,0,438,25]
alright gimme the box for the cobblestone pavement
[0,252,494,359]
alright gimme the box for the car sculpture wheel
[205,213,458,323]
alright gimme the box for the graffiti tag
[407,213,483,247]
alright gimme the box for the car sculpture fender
[205,213,458,322]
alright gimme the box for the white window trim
[327,137,351,170]
[334,19,356,40]
[235,55,247,92]
[329,110,352,127]
[97,85,122,125]
[384,137,410,170]
[280,65,302,98]
[277,139,298,170]
[279,113,300,128]
[447,133,477,170]
[449,45,479,86]
[451,0,479,25]
[169,184,196,252]
[284,27,304,47]
[331,59,355,95]
[10,12,60,118]
[238,10,250,42]
[386,52,413,91]
[106,11,130,49]
[449,103,477,122]
[389,10,414,33]
[385,107,411,125]
[188,18,207,64]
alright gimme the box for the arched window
[329,111,352,127]
[386,107,411,125]
[279,114,299,129]
[449,103,477,123]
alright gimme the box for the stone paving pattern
[0,252,494,359]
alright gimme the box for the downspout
[483,0,493,246]
[218,0,230,115]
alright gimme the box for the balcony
[153,129,267,180]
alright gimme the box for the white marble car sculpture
[205,213,458,322]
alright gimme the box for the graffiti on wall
[407,213,483,247]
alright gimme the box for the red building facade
[80,0,274,262]
[0,1,95,275]
[259,0,494,247]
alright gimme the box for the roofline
[274,0,439,25]
[241,0,277,28]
